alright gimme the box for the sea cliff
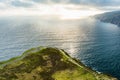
[0,47,117,80]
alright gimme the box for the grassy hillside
[0,47,117,80]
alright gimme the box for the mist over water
[0,16,120,79]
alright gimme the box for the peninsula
[0,47,117,80]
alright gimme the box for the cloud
[0,3,103,20]
[0,0,119,9]
[11,0,33,7]
[27,0,120,7]
[0,0,119,18]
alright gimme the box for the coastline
[0,46,117,80]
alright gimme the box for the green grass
[52,68,97,80]
[0,47,117,80]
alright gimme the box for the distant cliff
[0,47,117,80]
[94,11,120,27]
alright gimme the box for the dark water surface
[0,16,120,79]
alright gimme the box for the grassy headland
[0,47,117,80]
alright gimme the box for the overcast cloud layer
[0,0,119,17]
[0,0,119,8]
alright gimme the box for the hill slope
[94,11,120,26]
[0,47,117,80]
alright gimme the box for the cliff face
[0,47,117,80]
[94,11,120,27]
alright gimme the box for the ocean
[0,16,120,79]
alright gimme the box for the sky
[0,0,120,19]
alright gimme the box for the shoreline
[0,46,117,80]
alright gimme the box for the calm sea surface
[0,16,120,79]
